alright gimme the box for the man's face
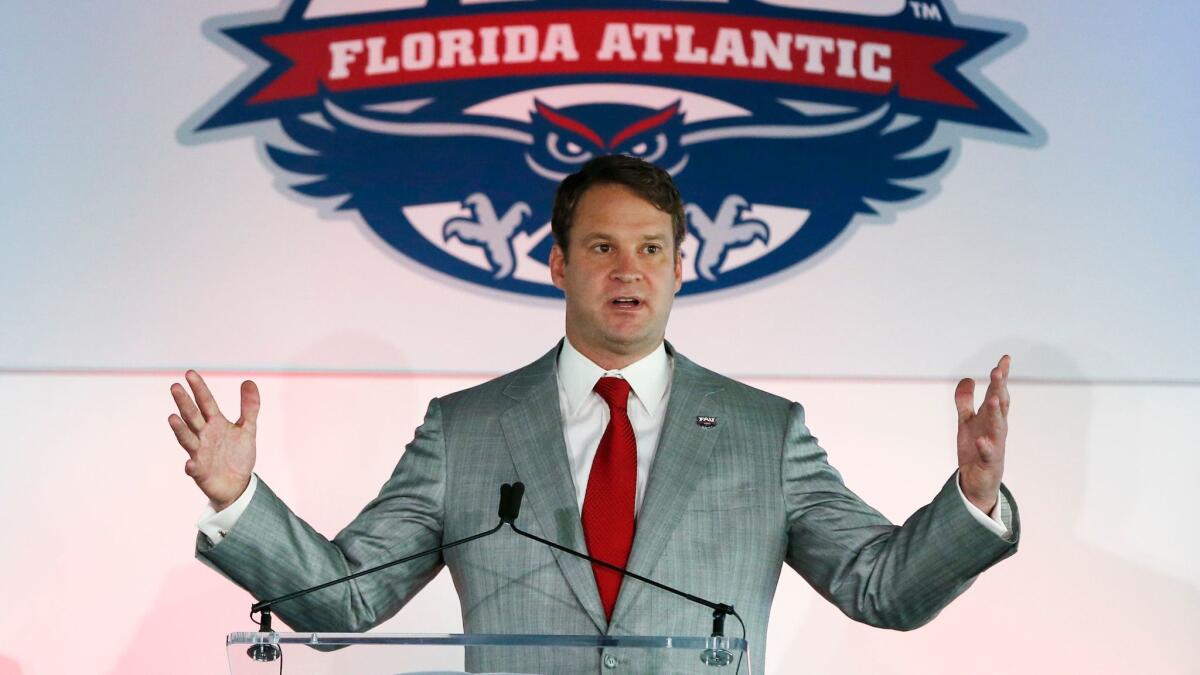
[550,183,683,367]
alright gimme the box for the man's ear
[673,249,683,293]
[550,244,566,290]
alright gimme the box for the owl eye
[621,133,668,163]
[547,131,593,164]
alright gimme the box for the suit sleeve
[195,398,449,632]
[782,402,1019,630]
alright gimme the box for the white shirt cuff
[196,474,258,545]
[954,470,1010,538]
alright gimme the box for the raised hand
[954,355,1011,513]
[168,370,259,511]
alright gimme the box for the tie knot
[593,376,632,411]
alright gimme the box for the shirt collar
[558,338,671,416]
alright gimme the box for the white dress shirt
[556,337,671,515]
[199,340,1010,542]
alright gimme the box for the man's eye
[595,243,611,253]
[645,245,660,254]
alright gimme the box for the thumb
[954,378,975,424]
[237,380,261,431]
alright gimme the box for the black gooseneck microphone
[246,482,743,670]
[498,482,743,668]
[246,484,519,662]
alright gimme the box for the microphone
[244,481,741,669]
[498,481,524,524]
[499,482,741,669]
[245,484,520,662]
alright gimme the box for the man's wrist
[954,470,1009,537]
[198,474,259,544]
[958,471,1000,514]
[965,492,998,514]
[209,475,253,512]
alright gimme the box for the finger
[974,436,1000,463]
[997,355,1012,416]
[980,364,1004,412]
[170,382,205,432]
[974,413,1003,449]
[185,370,224,422]
[976,395,1007,447]
[237,380,261,432]
[954,378,975,423]
[184,457,199,478]
[987,394,1004,427]
[995,375,1011,418]
[979,359,1011,417]
[168,414,200,454]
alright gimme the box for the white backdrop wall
[1,1,1197,674]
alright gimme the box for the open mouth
[611,297,642,309]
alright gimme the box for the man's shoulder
[671,353,798,439]
[672,350,793,409]
[435,344,559,411]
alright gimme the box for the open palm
[954,355,1011,513]
[168,370,259,510]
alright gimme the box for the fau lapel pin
[695,416,718,428]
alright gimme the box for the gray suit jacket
[198,343,1019,674]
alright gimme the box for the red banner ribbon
[254,10,971,108]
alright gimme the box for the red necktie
[581,376,637,621]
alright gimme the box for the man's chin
[599,330,662,356]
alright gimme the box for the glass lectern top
[226,632,750,675]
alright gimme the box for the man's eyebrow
[577,232,666,243]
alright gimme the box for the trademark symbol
[909,2,943,21]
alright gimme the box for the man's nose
[611,250,643,282]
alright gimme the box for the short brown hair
[550,155,686,258]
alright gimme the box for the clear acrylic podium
[226,632,749,674]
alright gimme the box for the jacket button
[603,652,618,669]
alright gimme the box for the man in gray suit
[169,155,1017,674]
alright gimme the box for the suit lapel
[499,344,608,631]
[611,349,725,626]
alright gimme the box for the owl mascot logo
[186,0,1039,297]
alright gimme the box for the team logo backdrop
[191,0,1034,298]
